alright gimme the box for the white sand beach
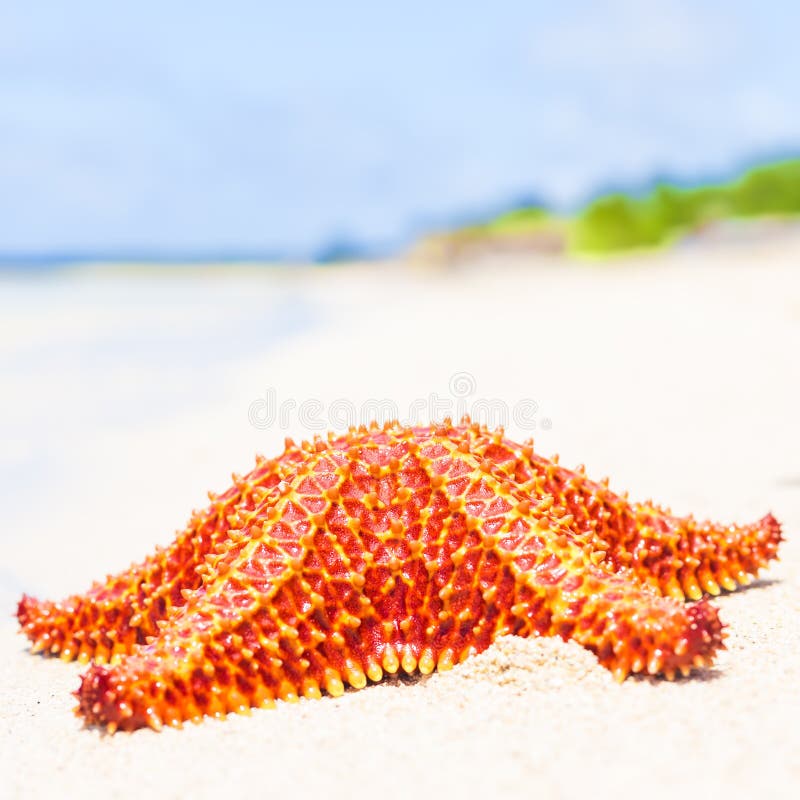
[1,233,799,799]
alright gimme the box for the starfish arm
[613,506,783,601]
[75,508,332,730]
[472,426,782,600]
[509,535,726,681]
[17,452,293,663]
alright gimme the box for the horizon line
[3,148,798,269]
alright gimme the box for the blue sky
[1,0,799,258]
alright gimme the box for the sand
[1,232,799,799]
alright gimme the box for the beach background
[2,241,799,799]
[2,2,800,798]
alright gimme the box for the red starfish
[17,421,781,731]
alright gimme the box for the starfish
[17,421,781,731]
[18,421,781,664]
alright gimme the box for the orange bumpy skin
[17,447,307,664]
[479,432,782,602]
[17,420,781,732]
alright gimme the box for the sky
[1,0,800,259]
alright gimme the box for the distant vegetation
[435,158,800,258]
[571,159,800,253]
[458,206,550,236]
